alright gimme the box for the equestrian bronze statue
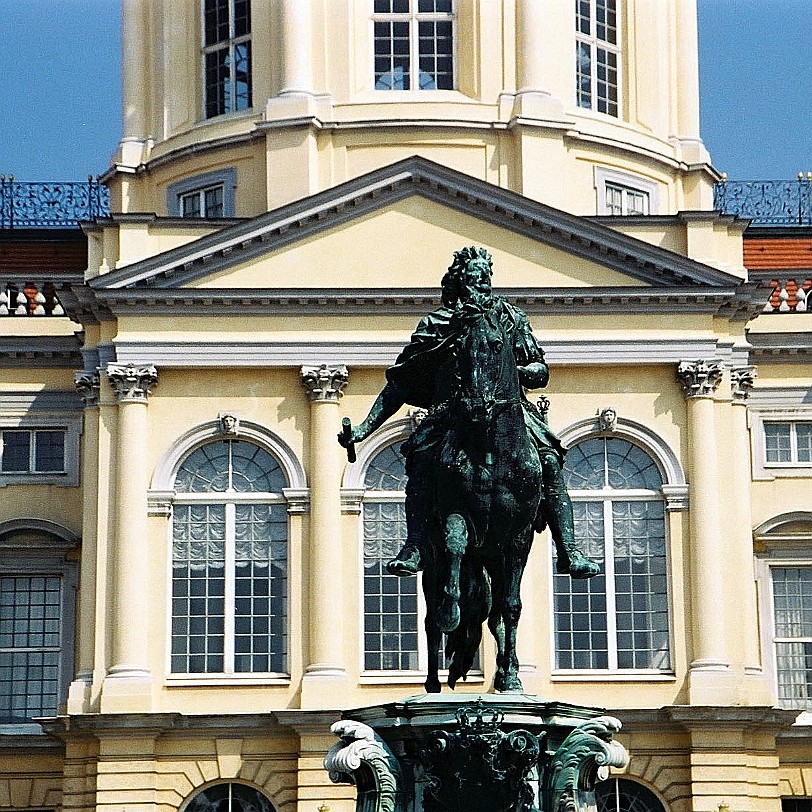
[340,247,599,693]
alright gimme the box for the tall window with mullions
[362,443,419,670]
[553,436,670,671]
[203,0,252,118]
[373,0,454,91]
[171,439,288,675]
[576,0,620,117]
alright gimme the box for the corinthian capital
[74,370,101,407]
[731,365,758,402]
[676,360,723,399]
[300,364,349,403]
[106,363,158,403]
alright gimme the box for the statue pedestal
[325,694,629,812]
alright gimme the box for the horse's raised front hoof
[568,552,601,580]
[437,598,460,633]
[425,676,442,694]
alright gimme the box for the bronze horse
[421,298,541,693]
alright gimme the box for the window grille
[0,429,65,474]
[0,576,63,721]
[576,0,620,117]
[203,0,252,118]
[764,421,812,465]
[171,440,288,675]
[771,566,812,709]
[554,437,670,671]
[373,0,454,91]
[596,778,666,812]
[180,184,225,218]
[184,783,275,812]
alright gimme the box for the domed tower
[109,0,713,219]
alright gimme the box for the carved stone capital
[676,359,723,399]
[731,365,758,402]
[106,363,158,403]
[300,364,348,403]
[74,371,101,407]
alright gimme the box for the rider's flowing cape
[385,295,566,464]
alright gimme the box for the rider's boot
[386,486,429,577]
[540,452,600,580]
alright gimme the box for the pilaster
[676,360,733,703]
[67,371,102,714]
[300,364,351,705]
[730,366,774,704]
[100,363,158,712]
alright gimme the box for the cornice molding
[110,335,741,368]
[0,336,83,367]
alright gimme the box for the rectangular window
[765,421,812,465]
[0,576,63,721]
[604,183,649,216]
[554,499,670,671]
[373,0,454,91]
[575,0,620,117]
[180,184,225,218]
[203,0,252,118]
[772,567,812,709]
[0,429,65,474]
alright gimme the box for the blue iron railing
[0,176,110,228]
[714,174,812,226]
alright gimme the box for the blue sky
[0,1,809,182]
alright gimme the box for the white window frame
[594,167,659,216]
[748,388,812,480]
[153,419,308,686]
[370,0,456,93]
[0,394,82,488]
[201,0,252,119]
[754,513,812,723]
[0,524,78,731]
[347,420,482,683]
[551,418,685,680]
[575,0,622,117]
[167,168,237,218]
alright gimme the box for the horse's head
[453,303,520,429]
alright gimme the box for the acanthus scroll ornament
[676,360,723,399]
[324,720,403,812]
[106,363,159,403]
[300,364,349,403]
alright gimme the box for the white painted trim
[748,401,812,481]
[112,336,724,368]
[150,418,307,491]
[0,414,82,488]
[594,166,660,215]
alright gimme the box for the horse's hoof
[425,678,442,694]
[496,674,524,693]
[437,600,460,633]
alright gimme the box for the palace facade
[1,2,811,810]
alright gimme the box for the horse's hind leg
[437,513,467,633]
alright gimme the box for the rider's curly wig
[447,246,493,277]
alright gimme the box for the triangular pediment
[92,157,743,294]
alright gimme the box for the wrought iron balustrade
[0,176,109,228]
[714,175,812,226]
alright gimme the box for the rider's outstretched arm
[340,382,406,446]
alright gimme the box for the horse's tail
[446,559,490,689]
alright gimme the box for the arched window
[361,441,418,671]
[553,436,670,671]
[184,782,274,812]
[596,778,667,812]
[171,440,288,675]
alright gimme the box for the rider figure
[339,247,600,581]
